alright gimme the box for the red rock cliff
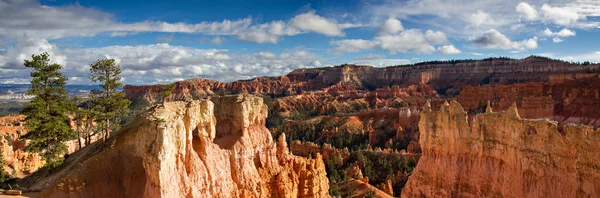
[124,57,600,104]
[402,101,600,197]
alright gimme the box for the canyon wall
[458,75,600,127]
[402,101,600,197]
[124,57,600,104]
[23,95,330,198]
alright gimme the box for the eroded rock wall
[402,101,600,198]
[27,95,330,198]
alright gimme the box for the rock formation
[124,57,600,104]
[0,115,100,178]
[0,115,44,177]
[23,95,330,198]
[458,75,600,128]
[402,101,600,197]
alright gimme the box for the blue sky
[1,0,599,84]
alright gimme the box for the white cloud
[0,36,66,70]
[468,52,484,56]
[330,39,378,53]
[378,17,404,34]
[552,37,563,43]
[543,28,576,37]
[0,1,359,44]
[375,29,436,54]
[541,4,583,26]
[437,45,462,54]
[363,0,600,38]
[332,29,441,54]
[516,2,539,21]
[332,17,454,54]
[425,30,448,45]
[354,54,386,60]
[0,42,324,84]
[469,10,495,28]
[472,29,538,51]
[289,11,351,36]
[562,51,600,63]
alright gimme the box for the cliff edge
[22,95,330,198]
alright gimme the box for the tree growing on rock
[89,59,131,141]
[20,52,76,168]
[157,83,176,104]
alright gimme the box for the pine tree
[20,52,76,168]
[89,59,131,141]
[0,147,8,183]
[157,83,176,104]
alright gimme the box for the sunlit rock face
[25,95,330,198]
[402,101,600,198]
[124,57,600,105]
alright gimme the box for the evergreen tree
[70,96,89,149]
[89,59,131,141]
[0,147,8,183]
[157,83,176,104]
[20,52,76,168]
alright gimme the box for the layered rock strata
[24,95,330,198]
[124,57,600,104]
[402,101,600,197]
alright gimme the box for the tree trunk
[76,123,82,150]
[105,118,110,140]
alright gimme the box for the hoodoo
[402,101,600,197]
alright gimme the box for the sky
[0,0,600,85]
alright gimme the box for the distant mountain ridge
[123,56,600,104]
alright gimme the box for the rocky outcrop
[0,115,44,177]
[0,115,100,178]
[24,95,330,198]
[290,141,350,163]
[457,75,600,128]
[402,101,600,198]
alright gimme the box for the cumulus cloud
[469,10,495,28]
[0,42,324,84]
[330,39,378,53]
[378,17,404,34]
[552,37,563,43]
[0,36,65,70]
[289,11,348,36]
[472,29,537,50]
[332,17,454,54]
[424,30,448,45]
[0,1,359,44]
[375,29,436,54]
[437,45,462,54]
[364,0,600,37]
[543,28,576,37]
[540,4,583,26]
[516,2,539,21]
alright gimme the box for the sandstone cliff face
[458,75,600,128]
[25,95,330,198]
[0,115,43,177]
[402,101,600,198]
